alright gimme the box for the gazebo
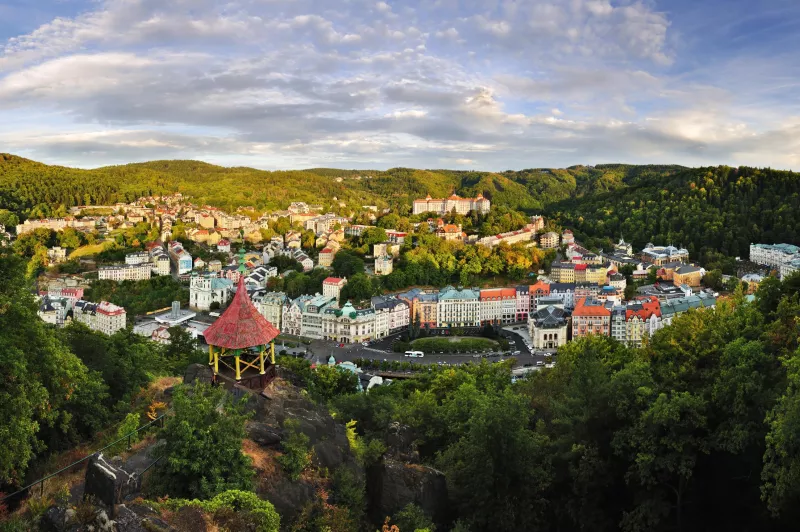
[204,277,280,383]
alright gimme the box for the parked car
[513,350,521,355]
[544,353,552,358]
[338,343,345,348]
[536,361,544,367]
[362,342,369,347]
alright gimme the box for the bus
[404,350,424,358]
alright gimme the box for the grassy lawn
[410,336,499,354]
[69,240,115,259]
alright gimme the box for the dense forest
[548,165,800,262]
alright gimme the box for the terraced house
[437,286,481,328]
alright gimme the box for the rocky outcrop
[386,422,419,463]
[84,454,142,513]
[183,363,213,386]
[367,459,450,528]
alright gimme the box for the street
[275,325,558,371]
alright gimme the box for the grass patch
[410,336,499,354]
[69,240,115,259]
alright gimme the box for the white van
[404,350,425,358]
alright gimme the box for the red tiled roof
[572,297,611,317]
[529,280,551,294]
[203,278,280,349]
[323,277,346,284]
[575,264,588,271]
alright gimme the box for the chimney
[171,301,180,319]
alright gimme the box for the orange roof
[323,277,346,285]
[575,264,588,271]
[572,297,611,317]
[530,280,551,294]
[480,288,517,300]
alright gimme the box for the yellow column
[259,346,266,375]
[270,341,276,364]
[214,351,219,375]
[235,353,242,381]
[208,345,214,365]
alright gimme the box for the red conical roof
[203,278,280,349]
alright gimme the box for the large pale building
[412,193,490,215]
[479,288,517,325]
[528,304,569,349]
[749,243,800,270]
[189,273,234,311]
[437,286,480,328]
[98,263,152,281]
[252,291,288,332]
[572,297,611,338]
[73,300,127,335]
[323,277,348,301]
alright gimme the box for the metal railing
[0,413,167,504]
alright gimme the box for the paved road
[277,326,558,370]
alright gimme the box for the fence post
[40,479,44,497]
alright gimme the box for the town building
[374,256,393,275]
[189,273,234,311]
[515,285,530,322]
[614,237,633,255]
[540,231,560,249]
[98,263,152,281]
[574,263,607,285]
[479,288,517,325]
[371,296,410,333]
[16,217,97,235]
[73,300,127,335]
[217,239,231,253]
[659,293,717,327]
[625,297,661,347]
[741,273,763,294]
[252,291,288,332]
[398,288,439,329]
[317,246,336,267]
[780,258,800,279]
[323,277,348,301]
[322,301,377,343]
[528,305,569,349]
[550,262,576,283]
[281,295,312,336]
[637,282,692,303]
[246,266,278,290]
[434,219,465,242]
[373,242,401,258]
[168,242,193,275]
[611,306,627,344]
[608,272,627,291]
[572,297,611,338]
[477,223,539,248]
[300,294,338,339]
[38,296,72,327]
[437,286,480,328]
[412,193,490,215]
[640,243,690,265]
[672,265,704,287]
[47,247,68,264]
[125,251,151,265]
[749,243,800,270]
[561,229,575,245]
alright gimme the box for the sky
[1,0,799,171]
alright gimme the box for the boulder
[183,363,213,386]
[367,459,450,528]
[261,478,317,523]
[246,422,282,446]
[386,422,419,462]
[84,454,142,512]
[312,440,345,470]
[39,506,70,532]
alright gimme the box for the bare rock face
[183,363,213,386]
[367,459,450,528]
[386,422,419,463]
[84,454,142,511]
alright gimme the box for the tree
[332,250,365,278]
[277,418,311,481]
[393,503,436,532]
[310,365,359,402]
[151,382,253,499]
[339,273,375,303]
[162,326,200,373]
[703,269,724,291]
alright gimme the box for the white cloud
[0,0,796,170]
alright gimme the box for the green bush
[158,489,280,532]
[277,419,311,481]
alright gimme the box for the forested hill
[3,154,799,262]
[0,153,683,218]
[547,165,800,262]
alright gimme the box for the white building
[300,294,338,339]
[47,247,68,264]
[528,305,569,349]
[322,301,377,343]
[437,286,481,328]
[374,255,393,276]
[189,273,234,311]
[246,266,278,290]
[252,291,287,331]
[73,300,127,335]
[780,258,800,279]
[750,243,800,270]
[38,296,73,327]
[125,251,151,265]
[412,193,490,215]
[323,277,348,301]
[371,295,410,333]
[98,263,152,281]
[479,288,517,325]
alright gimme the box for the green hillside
[3,155,799,263]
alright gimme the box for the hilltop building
[412,193,490,215]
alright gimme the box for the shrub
[277,419,311,481]
[158,489,280,532]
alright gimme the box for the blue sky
[1,0,798,170]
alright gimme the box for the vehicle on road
[362,342,369,347]
[536,361,545,367]
[544,353,552,358]
[513,350,520,355]
[404,350,424,358]
[338,343,345,348]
